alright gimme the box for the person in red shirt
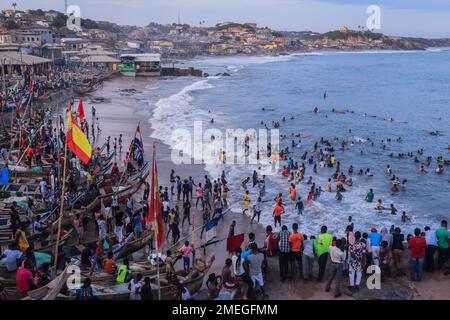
[265,225,278,257]
[409,228,427,282]
[25,147,33,168]
[16,261,34,294]
[112,162,119,176]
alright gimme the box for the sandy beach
[85,76,450,300]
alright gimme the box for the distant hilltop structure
[338,26,349,33]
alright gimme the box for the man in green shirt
[116,259,131,283]
[436,220,450,270]
[316,225,333,281]
[365,189,374,203]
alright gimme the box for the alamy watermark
[66,5,82,32]
[367,5,381,31]
[170,121,280,175]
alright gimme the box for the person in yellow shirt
[330,155,336,165]
[375,199,383,211]
[243,190,250,214]
[15,223,30,252]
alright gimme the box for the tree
[51,13,67,28]
[5,19,17,30]
[106,36,117,49]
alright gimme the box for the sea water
[147,48,450,237]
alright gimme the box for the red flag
[148,145,164,250]
[28,81,33,93]
[226,233,245,253]
[78,98,85,121]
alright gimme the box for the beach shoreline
[87,75,450,300]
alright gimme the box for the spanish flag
[66,109,92,164]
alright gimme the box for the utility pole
[1,58,6,96]
[177,9,180,25]
[64,0,68,13]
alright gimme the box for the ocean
[146,48,450,238]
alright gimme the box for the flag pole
[152,143,162,301]
[52,110,69,278]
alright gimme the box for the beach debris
[89,96,111,104]
[119,88,141,95]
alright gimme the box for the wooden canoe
[57,270,205,300]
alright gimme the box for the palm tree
[12,2,17,13]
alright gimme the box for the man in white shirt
[0,244,22,272]
[325,239,345,298]
[97,215,107,240]
[424,226,438,272]
[40,178,47,196]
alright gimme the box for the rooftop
[0,51,52,65]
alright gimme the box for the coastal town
[1,6,450,74]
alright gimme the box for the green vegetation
[28,9,45,16]
[4,19,17,30]
[51,13,67,28]
[271,31,283,38]
[215,22,255,33]
[81,18,99,29]
[323,30,384,41]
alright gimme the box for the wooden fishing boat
[57,270,205,300]
[79,259,166,283]
[73,82,101,95]
[114,230,153,260]
[57,166,149,228]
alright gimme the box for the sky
[2,0,450,38]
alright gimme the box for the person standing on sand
[391,227,405,276]
[170,169,176,197]
[244,243,268,299]
[289,223,304,278]
[424,226,437,272]
[181,241,194,273]
[251,197,262,224]
[302,235,315,282]
[243,190,250,215]
[182,179,189,202]
[368,228,382,266]
[278,225,291,281]
[315,225,333,282]
[409,228,426,281]
[326,239,345,298]
[436,220,450,270]
[182,199,191,226]
[349,231,366,292]
[195,183,205,210]
[176,176,182,201]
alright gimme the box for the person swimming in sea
[401,211,410,222]
[390,204,398,215]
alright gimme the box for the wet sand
[87,76,450,300]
